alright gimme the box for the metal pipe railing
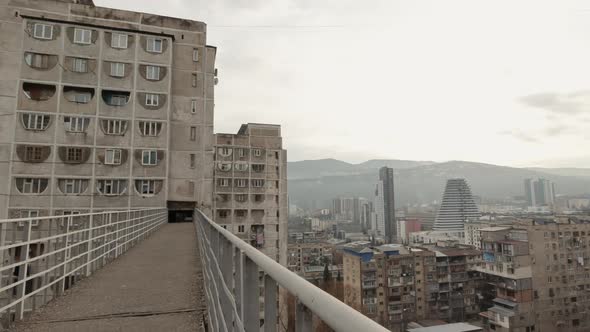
[194,209,389,332]
[0,208,167,327]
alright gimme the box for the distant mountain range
[287,159,590,210]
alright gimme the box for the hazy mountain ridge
[287,159,590,210]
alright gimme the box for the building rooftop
[407,322,483,332]
[479,226,512,232]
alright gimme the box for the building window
[110,62,125,77]
[104,149,122,165]
[218,147,232,157]
[33,23,53,40]
[72,92,92,103]
[254,194,264,202]
[237,149,245,158]
[73,28,92,44]
[236,179,247,188]
[146,65,160,80]
[190,126,196,141]
[22,113,50,131]
[24,146,44,162]
[24,53,50,69]
[96,179,126,196]
[191,73,197,87]
[235,194,247,202]
[190,154,196,168]
[102,91,130,106]
[252,164,265,173]
[253,149,262,157]
[135,180,158,195]
[191,100,197,113]
[252,179,265,188]
[146,38,163,53]
[64,116,89,133]
[72,58,88,73]
[111,33,128,49]
[218,178,230,187]
[217,162,231,172]
[145,94,159,106]
[59,179,87,194]
[65,147,83,163]
[16,178,48,194]
[236,210,246,217]
[139,121,162,136]
[102,120,127,135]
[192,48,199,62]
[142,150,158,166]
[238,225,245,233]
[234,163,248,172]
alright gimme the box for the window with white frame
[146,38,163,53]
[142,150,158,166]
[146,65,160,80]
[235,194,247,202]
[24,53,50,69]
[238,225,245,233]
[191,73,197,87]
[33,23,53,40]
[102,120,127,135]
[19,210,40,227]
[72,92,91,103]
[253,149,262,157]
[252,179,265,188]
[24,146,43,162]
[237,148,246,158]
[139,121,162,136]
[234,163,248,172]
[111,33,128,49]
[145,94,159,106]
[192,48,199,62]
[110,62,125,77]
[64,116,88,133]
[104,149,122,165]
[218,147,232,157]
[96,179,126,196]
[73,28,92,44]
[135,179,158,195]
[190,126,196,141]
[22,113,50,130]
[16,178,48,194]
[217,162,231,171]
[235,179,247,188]
[72,58,88,73]
[59,179,88,194]
[191,100,197,113]
[65,147,83,163]
[106,94,128,106]
[218,178,230,187]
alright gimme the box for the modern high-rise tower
[433,178,480,232]
[524,178,556,207]
[374,167,395,243]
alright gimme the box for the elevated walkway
[9,223,205,332]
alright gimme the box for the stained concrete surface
[10,223,206,332]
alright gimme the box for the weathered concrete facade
[0,0,216,218]
[213,124,288,264]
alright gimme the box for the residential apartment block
[0,0,216,220]
[478,218,590,332]
[212,124,288,264]
[342,242,482,332]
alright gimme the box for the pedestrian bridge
[0,209,388,332]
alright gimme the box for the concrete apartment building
[212,124,288,264]
[343,242,482,331]
[478,218,590,332]
[0,0,217,221]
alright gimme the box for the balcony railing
[194,209,388,332]
[0,208,167,326]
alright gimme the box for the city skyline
[95,0,590,168]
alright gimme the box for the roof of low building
[407,322,483,332]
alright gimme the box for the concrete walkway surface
[10,223,206,332]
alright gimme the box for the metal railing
[0,208,167,327]
[194,209,389,332]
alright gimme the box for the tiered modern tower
[433,178,480,232]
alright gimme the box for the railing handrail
[195,210,389,332]
[0,207,165,224]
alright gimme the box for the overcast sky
[96,0,590,168]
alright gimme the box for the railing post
[15,218,32,320]
[220,237,234,330]
[234,247,243,326]
[264,274,278,332]
[295,301,312,332]
[60,215,71,295]
[243,256,259,332]
[86,214,93,277]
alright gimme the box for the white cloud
[95,0,590,167]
